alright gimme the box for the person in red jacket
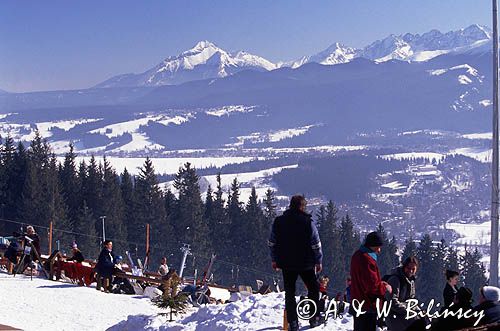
[350,231,392,331]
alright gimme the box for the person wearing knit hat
[364,232,384,249]
[472,286,500,326]
[350,231,392,331]
[67,242,85,263]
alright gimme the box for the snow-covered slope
[95,25,491,88]
[96,41,277,88]
[111,292,353,331]
[0,272,162,331]
[0,272,353,331]
[289,24,491,67]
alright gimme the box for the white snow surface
[0,272,162,331]
[0,273,353,331]
[205,105,255,117]
[58,156,261,175]
[462,132,492,140]
[111,292,353,331]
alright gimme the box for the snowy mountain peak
[191,40,219,52]
[95,24,492,88]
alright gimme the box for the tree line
[0,134,487,299]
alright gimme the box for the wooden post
[48,221,53,255]
[283,309,288,330]
[146,223,150,256]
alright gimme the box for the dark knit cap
[365,232,384,247]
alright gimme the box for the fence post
[48,221,53,255]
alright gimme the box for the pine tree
[84,156,103,236]
[172,162,209,266]
[227,177,244,267]
[376,223,399,277]
[0,135,20,233]
[134,158,167,264]
[58,143,79,223]
[262,188,277,225]
[120,168,136,247]
[209,173,230,284]
[416,234,442,304]
[101,157,127,254]
[244,187,268,282]
[462,247,487,301]
[339,213,360,282]
[211,173,228,254]
[152,272,189,321]
[73,201,100,259]
[402,237,417,262]
[318,201,342,287]
[446,245,460,273]
[162,188,176,261]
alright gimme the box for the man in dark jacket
[95,240,115,292]
[268,195,323,331]
[350,231,392,331]
[473,286,500,326]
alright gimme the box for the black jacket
[386,267,418,331]
[96,248,115,278]
[67,250,85,263]
[268,209,322,271]
[443,283,458,308]
[473,301,500,326]
[431,302,475,331]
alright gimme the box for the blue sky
[0,0,491,92]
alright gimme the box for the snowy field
[0,272,353,331]
[55,156,262,175]
[0,271,162,330]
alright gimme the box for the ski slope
[0,271,353,331]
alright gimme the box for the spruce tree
[101,157,127,254]
[376,223,399,277]
[462,247,487,301]
[262,188,277,225]
[339,214,360,282]
[227,177,244,268]
[446,245,460,273]
[244,187,268,282]
[58,143,79,223]
[120,168,136,247]
[318,201,342,287]
[73,201,100,258]
[402,237,417,262]
[211,173,228,254]
[416,234,442,304]
[84,156,103,236]
[134,158,166,264]
[172,162,209,267]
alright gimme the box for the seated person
[66,242,85,263]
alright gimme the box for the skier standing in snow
[350,231,392,331]
[268,195,323,331]
[385,256,426,331]
[95,240,115,292]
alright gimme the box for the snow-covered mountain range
[95,41,277,88]
[96,24,491,88]
[0,24,495,156]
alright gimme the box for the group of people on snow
[269,194,500,331]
